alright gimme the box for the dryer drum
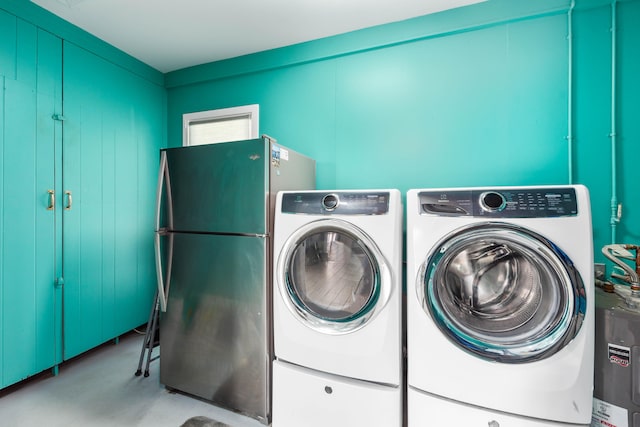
[420,222,586,363]
[277,218,392,335]
[287,230,378,321]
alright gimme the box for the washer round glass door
[277,219,391,334]
[419,222,586,363]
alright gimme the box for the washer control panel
[418,187,578,218]
[282,191,391,215]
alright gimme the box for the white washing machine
[272,189,403,427]
[406,185,594,426]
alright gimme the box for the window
[183,104,259,146]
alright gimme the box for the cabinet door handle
[65,191,73,210]
[47,190,55,210]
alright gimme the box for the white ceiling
[31,0,485,73]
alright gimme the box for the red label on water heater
[608,344,631,367]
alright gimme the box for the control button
[480,192,506,212]
[322,194,339,211]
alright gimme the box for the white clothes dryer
[406,185,594,426]
[272,189,403,427]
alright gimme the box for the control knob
[480,191,506,212]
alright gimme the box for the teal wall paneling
[0,3,165,386]
[34,92,58,372]
[3,78,40,386]
[0,17,62,388]
[16,17,37,85]
[35,28,63,373]
[61,42,100,358]
[0,9,16,80]
[62,42,165,360]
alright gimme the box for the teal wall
[573,0,640,262]
[166,0,640,264]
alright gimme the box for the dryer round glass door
[277,219,392,334]
[418,222,586,363]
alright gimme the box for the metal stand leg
[135,291,160,378]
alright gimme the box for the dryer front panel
[418,222,586,363]
[277,218,391,335]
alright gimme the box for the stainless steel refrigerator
[154,136,315,424]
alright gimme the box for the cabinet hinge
[52,114,65,121]
[55,277,65,287]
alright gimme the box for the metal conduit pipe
[610,0,620,244]
[567,0,575,184]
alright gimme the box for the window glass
[183,104,259,146]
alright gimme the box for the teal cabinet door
[62,43,163,359]
[0,23,62,388]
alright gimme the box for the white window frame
[182,104,259,146]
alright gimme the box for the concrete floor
[0,331,265,427]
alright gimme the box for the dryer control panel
[282,191,391,215]
[418,187,578,218]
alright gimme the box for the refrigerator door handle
[154,231,174,312]
[154,151,174,312]
[154,232,167,311]
[155,152,166,232]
